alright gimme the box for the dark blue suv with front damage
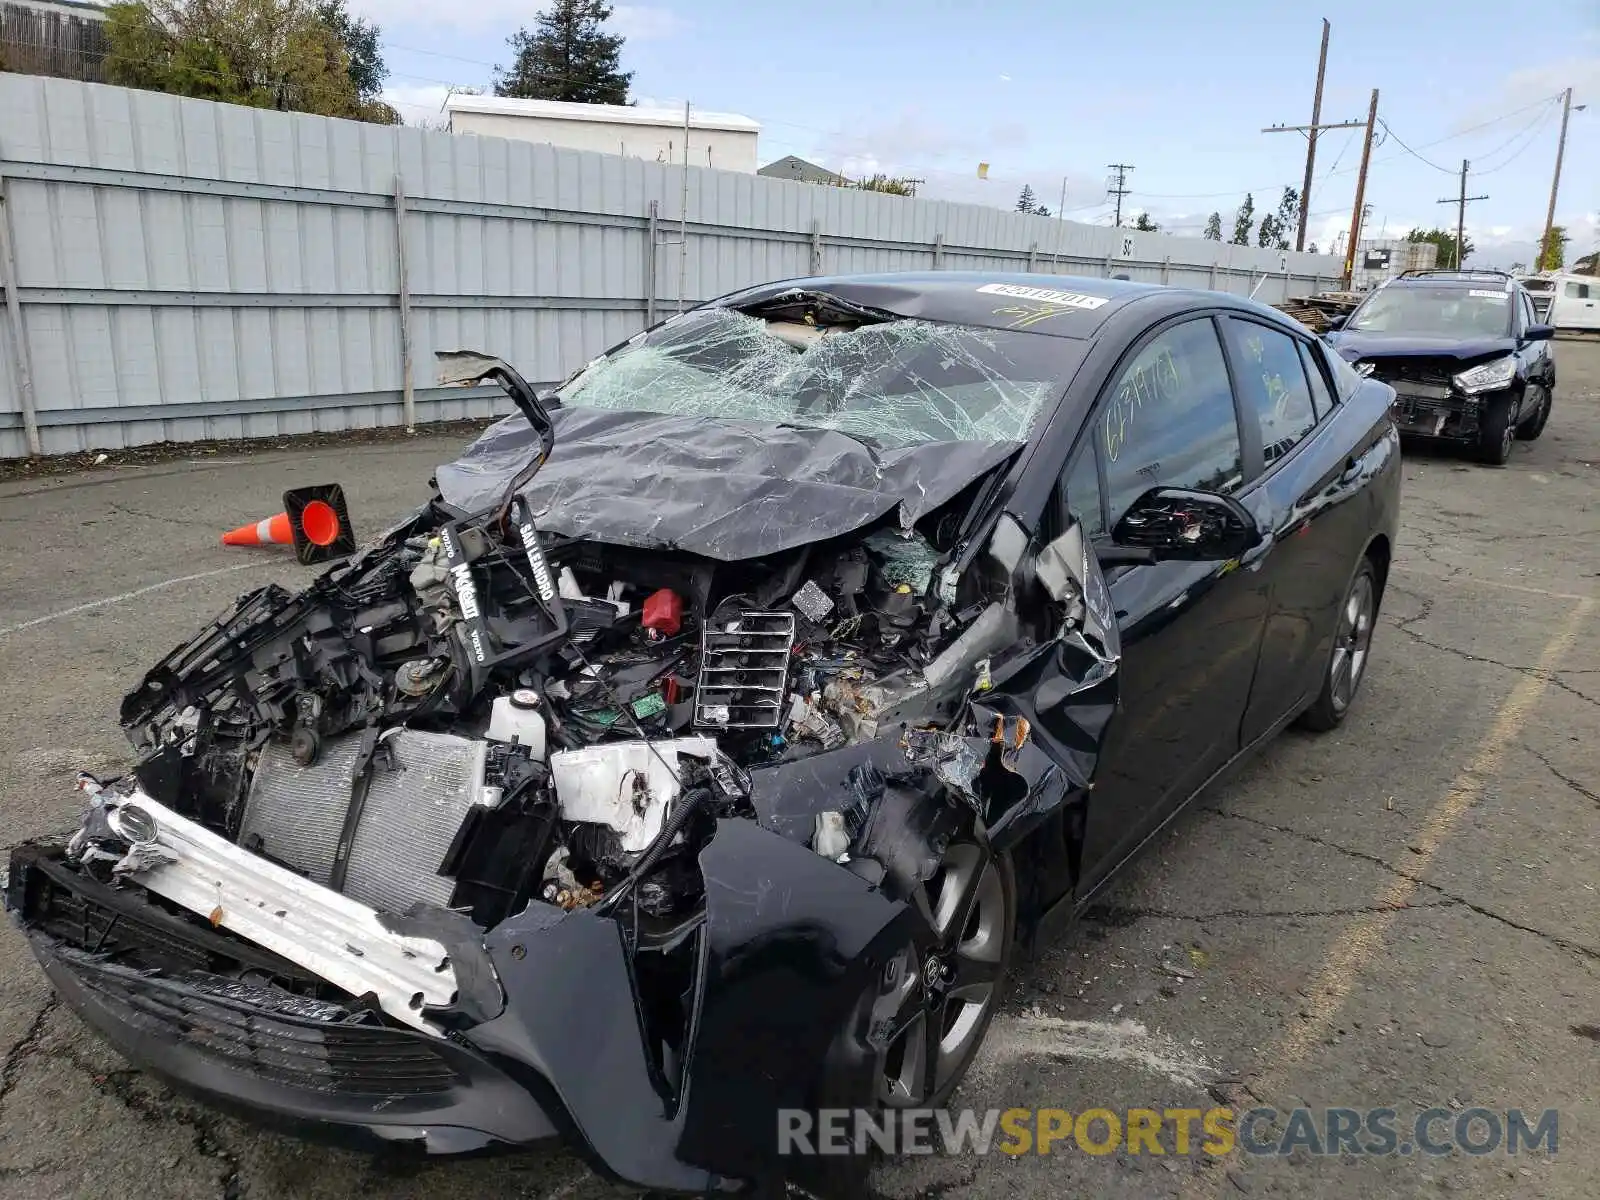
[1325,269,1556,465]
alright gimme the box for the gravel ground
[1,344,1597,1200]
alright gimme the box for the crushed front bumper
[30,934,558,1155]
[8,813,914,1194]
[1390,385,1516,442]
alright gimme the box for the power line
[1376,118,1461,174]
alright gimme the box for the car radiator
[238,730,490,914]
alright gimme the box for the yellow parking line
[1185,595,1595,1194]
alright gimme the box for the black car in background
[8,273,1400,1197]
[1324,269,1556,464]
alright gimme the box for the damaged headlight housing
[1452,356,1515,395]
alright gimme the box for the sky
[355,0,1600,269]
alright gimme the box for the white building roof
[442,94,760,134]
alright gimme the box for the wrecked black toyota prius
[7,272,1400,1195]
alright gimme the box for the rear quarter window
[1318,338,1366,400]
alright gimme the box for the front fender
[465,819,910,1194]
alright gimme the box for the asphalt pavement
[1,344,1597,1200]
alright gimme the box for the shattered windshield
[558,306,1072,449]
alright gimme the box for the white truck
[1517,273,1599,332]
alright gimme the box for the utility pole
[1263,19,1364,252]
[1437,160,1488,269]
[1538,87,1579,271]
[1341,88,1380,288]
[1106,164,1133,227]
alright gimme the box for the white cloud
[611,5,686,40]
[998,73,1012,83]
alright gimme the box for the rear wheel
[1300,558,1380,732]
[1516,383,1552,440]
[1477,395,1516,465]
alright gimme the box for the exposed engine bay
[105,472,1013,936]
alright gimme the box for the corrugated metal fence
[0,74,1345,458]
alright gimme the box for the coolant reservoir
[488,689,548,758]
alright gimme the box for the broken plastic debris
[812,811,851,861]
[903,728,985,801]
[790,579,835,624]
[863,528,940,593]
[111,841,175,877]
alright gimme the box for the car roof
[716,270,1274,339]
[1384,271,1518,293]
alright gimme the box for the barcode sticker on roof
[977,283,1109,309]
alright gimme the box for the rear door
[1221,317,1382,742]
[1064,315,1272,899]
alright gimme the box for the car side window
[1519,292,1535,329]
[1097,318,1244,527]
[1298,342,1334,418]
[1061,446,1106,540]
[1223,318,1318,466]
[1566,281,1590,299]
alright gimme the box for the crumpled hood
[435,407,1021,560]
[1328,331,1515,364]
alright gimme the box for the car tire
[1477,395,1517,465]
[1515,383,1552,441]
[847,837,1017,1115]
[1299,557,1381,732]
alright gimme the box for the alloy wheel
[874,842,1007,1106]
[1329,571,1376,714]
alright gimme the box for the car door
[1565,279,1598,331]
[1221,317,1383,742]
[1518,291,1555,389]
[1062,315,1272,900]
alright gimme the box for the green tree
[1536,225,1570,272]
[1203,212,1223,241]
[1231,193,1255,246]
[1259,186,1298,251]
[495,0,630,104]
[1016,184,1038,213]
[103,0,396,121]
[314,0,384,102]
[1307,241,1319,254]
[1131,211,1158,232]
[1404,226,1474,270]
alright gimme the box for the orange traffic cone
[220,484,356,565]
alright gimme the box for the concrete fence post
[393,174,415,433]
[1028,243,1038,270]
[0,169,41,456]
[933,233,944,269]
[809,220,823,275]
[1161,255,1171,286]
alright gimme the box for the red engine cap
[641,588,683,637]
